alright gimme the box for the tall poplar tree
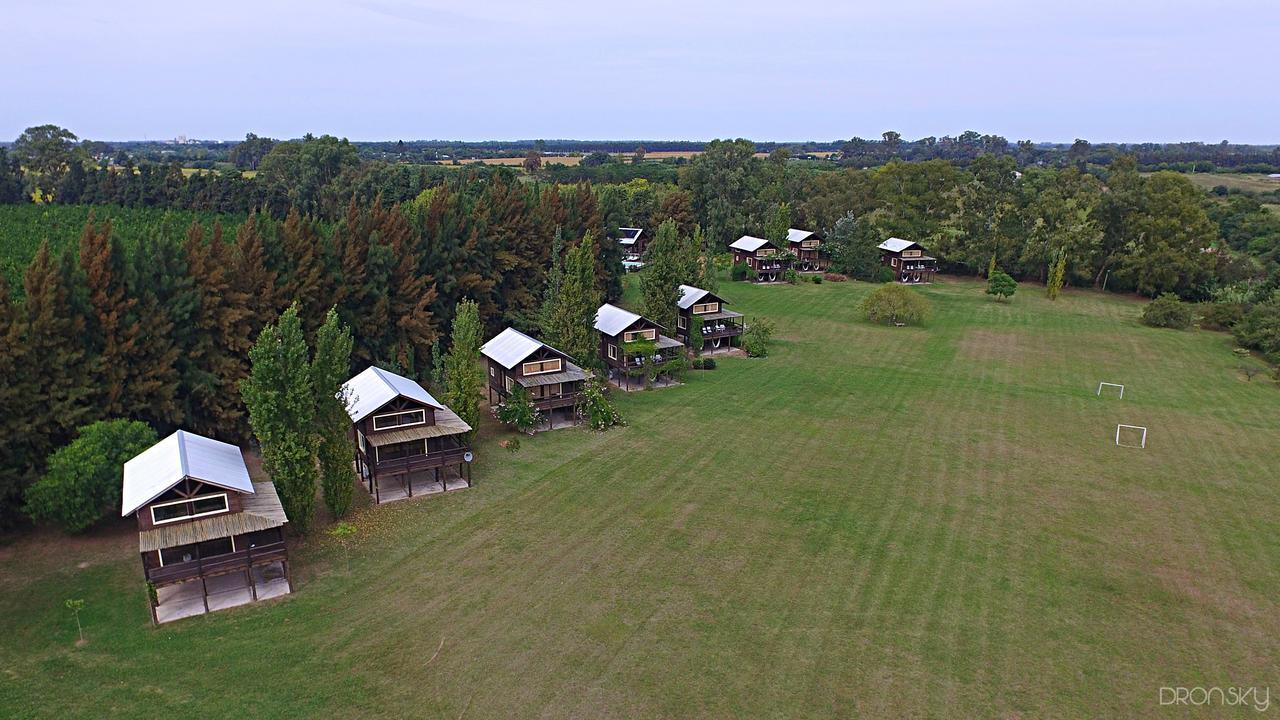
[311,308,355,519]
[242,304,318,533]
[442,299,483,440]
[548,233,602,366]
[640,219,682,333]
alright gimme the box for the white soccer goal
[1115,424,1147,448]
[1097,382,1125,398]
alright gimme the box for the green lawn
[2,278,1278,718]
[1173,171,1280,194]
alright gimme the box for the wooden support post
[408,470,413,497]
[248,567,257,601]
[435,465,441,492]
[200,577,210,613]
[373,473,380,504]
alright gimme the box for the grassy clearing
[1175,172,1280,194]
[2,277,1277,718]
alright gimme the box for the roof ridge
[175,430,191,479]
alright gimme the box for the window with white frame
[678,315,687,329]
[623,329,656,342]
[608,344,618,360]
[372,409,426,430]
[150,493,229,525]
[358,431,367,453]
[504,375,513,392]
[692,302,719,315]
[522,358,562,375]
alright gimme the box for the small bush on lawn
[784,268,801,284]
[1141,293,1193,329]
[495,384,542,434]
[861,284,931,326]
[873,266,896,283]
[1198,302,1244,331]
[578,378,624,430]
[731,263,750,281]
[25,420,158,533]
[743,318,776,357]
[812,274,823,284]
[823,272,848,282]
[986,271,1017,301]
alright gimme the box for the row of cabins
[123,364,476,623]
[730,228,830,281]
[481,287,745,416]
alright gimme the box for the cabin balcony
[530,390,582,411]
[144,541,287,585]
[373,444,471,477]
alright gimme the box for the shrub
[861,284,931,326]
[745,265,759,282]
[986,271,1018,301]
[1141,293,1193,329]
[811,274,823,284]
[823,272,848,282]
[25,420,158,533]
[577,378,624,430]
[1198,302,1244,331]
[495,384,542,434]
[873,266,896,283]
[743,318,776,357]
[1233,300,1280,362]
[692,357,717,370]
[784,268,801,284]
[730,263,749,281]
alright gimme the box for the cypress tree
[0,276,36,525]
[234,211,281,334]
[380,202,438,372]
[78,219,136,417]
[22,244,94,463]
[186,221,255,438]
[311,308,356,519]
[278,208,332,332]
[241,304,318,533]
[537,228,566,338]
[127,231,187,431]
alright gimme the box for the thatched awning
[366,407,471,446]
[517,364,589,388]
[138,482,287,552]
[655,335,684,350]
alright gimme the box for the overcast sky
[3,0,1277,143]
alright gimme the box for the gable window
[522,358,562,375]
[372,409,426,430]
[903,249,920,258]
[607,344,618,360]
[150,493,229,525]
[375,439,427,463]
[802,239,819,248]
[692,302,719,315]
[623,329,656,342]
[758,249,776,258]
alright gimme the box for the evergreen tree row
[0,175,625,527]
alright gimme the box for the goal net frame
[1115,424,1147,448]
[1097,382,1125,399]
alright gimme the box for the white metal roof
[677,284,711,310]
[121,430,255,516]
[481,327,557,369]
[786,228,815,244]
[730,235,770,252]
[616,227,643,246]
[878,237,918,252]
[342,366,443,422]
[594,303,642,336]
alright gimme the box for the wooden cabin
[616,227,646,262]
[878,237,938,284]
[122,430,291,624]
[676,284,744,353]
[343,366,473,504]
[481,327,590,429]
[594,302,685,389]
[787,228,829,272]
[729,235,789,282]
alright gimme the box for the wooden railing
[146,541,287,585]
[374,445,470,475]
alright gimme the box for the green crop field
[1,277,1276,718]
[0,205,245,294]
[1176,171,1280,194]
